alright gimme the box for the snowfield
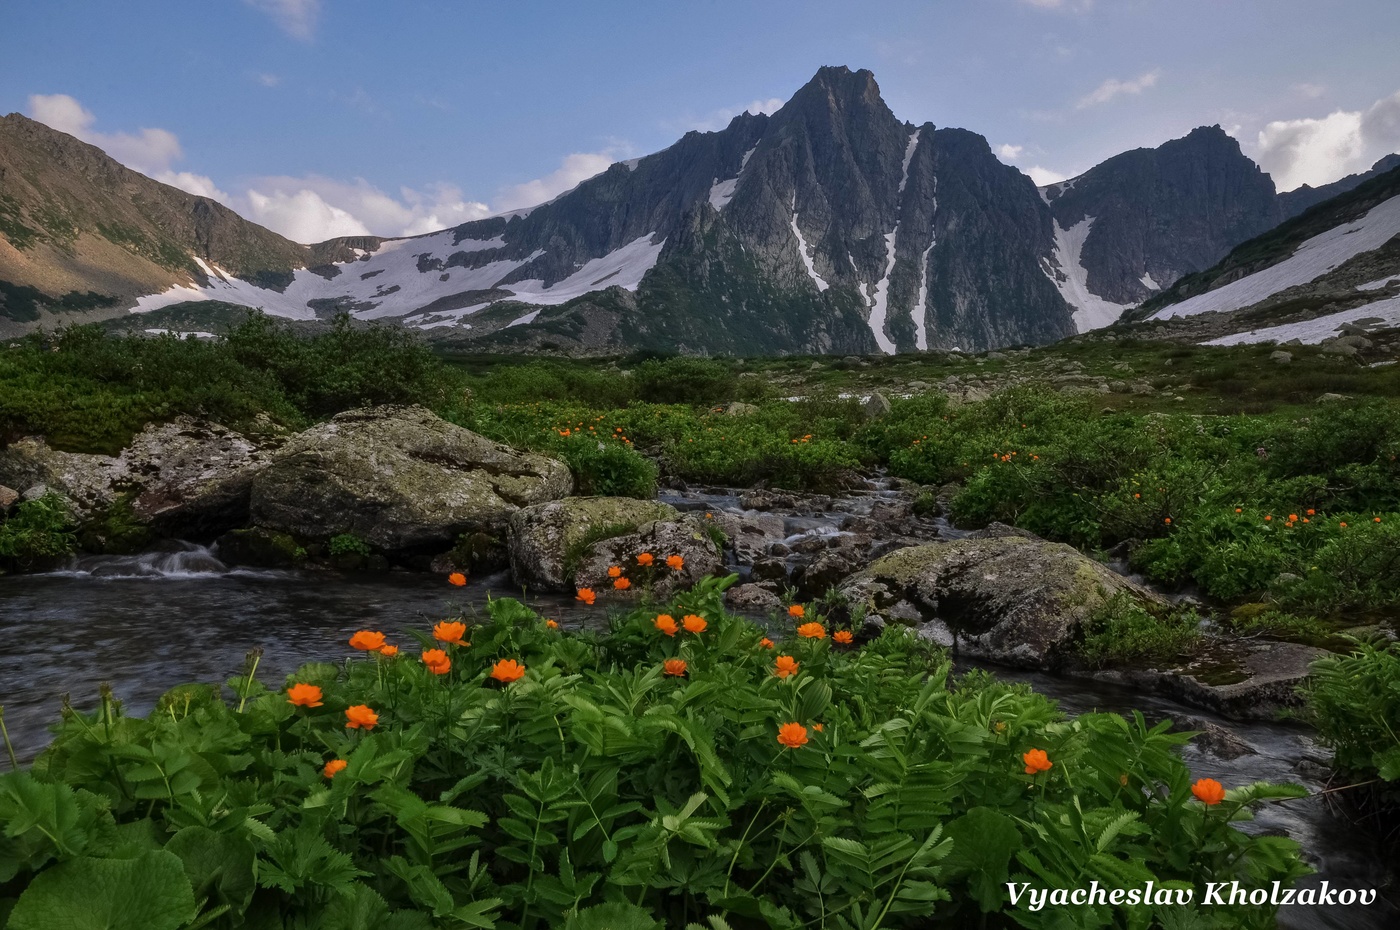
[1204,293,1400,346]
[1042,217,1135,333]
[1151,194,1400,320]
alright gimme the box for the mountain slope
[1133,162,1400,344]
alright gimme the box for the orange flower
[833,630,854,644]
[636,552,654,567]
[1164,517,1172,525]
[287,683,324,707]
[774,655,800,679]
[682,614,708,634]
[447,572,467,587]
[1192,777,1226,805]
[812,723,824,732]
[1265,515,1273,522]
[323,758,348,779]
[788,604,805,619]
[654,614,679,636]
[1288,513,1298,522]
[1306,509,1316,516]
[666,554,684,570]
[576,588,597,605]
[759,637,775,649]
[421,648,451,675]
[379,644,399,657]
[546,619,559,629]
[491,659,526,683]
[1235,508,1243,513]
[797,622,826,640]
[608,565,623,578]
[613,577,632,590]
[663,658,688,677]
[1022,748,1052,775]
[345,705,378,730]
[777,722,809,748]
[1340,521,1348,528]
[434,620,469,646]
[1376,517,1383,523]
[349,630,386,651]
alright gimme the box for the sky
[3,0,1399,243]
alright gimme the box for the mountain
[5,67,1387,353]
[1278,153,1400,218]
[1131,161,1400,344]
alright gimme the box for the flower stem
[0,707,18,769]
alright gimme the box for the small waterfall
[54,541,236,579]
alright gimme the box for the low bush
[0,576,1309,929]
[1074,593,1203,669]
[0,493,75,571]
[1306,639,1400,782]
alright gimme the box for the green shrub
[328,533,372,557]
[3,577,1307,928]
[1075,593,1203,669]
[1306,639,1400,781]
[0,493,76,570]
[556,439,658,499]
[632,357,736,406]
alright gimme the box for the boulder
[723,402,759,417]
[0,485,17,511]
[573,517,724,599]
[838,536,1166,667]
[726,582,785,614]
[508,496,679,590]
[250,406,571,556]
[862,392,892,419]
[0,418,268,536]
[1269,350,1293,365]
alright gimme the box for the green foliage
[631,358,737,407]
[1305,639,1400,782]
[328,534,372,558]
[1075,593,1203,669]
[4,578,1309,929]
[556,439,658,499]
[0,493,76,571]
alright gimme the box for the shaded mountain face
[5,67,1383,354]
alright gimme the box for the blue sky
[4,0,1399,242]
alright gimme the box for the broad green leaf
[9,850,196,930]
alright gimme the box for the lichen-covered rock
[726,582,785,614]
[507,496,679,590]
[838,536,1166,667]
[250,406,571,556]
[0,485,18,511]
[573,517,724,599]
[0,418,268,536]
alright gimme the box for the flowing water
[1,496,1395,928]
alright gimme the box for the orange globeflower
[1192,778,1226,806]
[1376,517,1383,523]
[636,552,655,567]
[490,659,527,683]
[777,722,809,748]
[349,630,386,651]
[287,683,324,707]
[613,577,632,590]
[666,555,684,571]
[379,644,399,657]
[421,649,451,675]
[447,572,467,587]
[682,614,708,634]
[1235,508,1243,513]
[434,620,469,646]
[323,759,348,779]
[1340,521,1348,528]
[654,614,679,636]
[345,705,378,730]
[608,565,623,578]
[1164,517,1172,525]
[663,658,688,677]
[788,604,806,619]
[1288,513,1298,522]
[576,588,597,605]
[797,622,827,640]
[546,619,559,629]
[1306,509,1316,516]
[1265,515,1273,522]
[1023,748,1052,775]
[813,723,824,732]
[833,630,854,644]
[774,655,800,679]
[759,637,775,649]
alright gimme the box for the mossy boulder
[250,406,572,558]
[507,496,680,590]
[217,527,305,568]
[838,534,1167,668]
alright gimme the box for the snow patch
[1357,273,1400,291]
[1153,194,1400,320]
[1042,217,1133,332]
[1204,294,1400,346]
[145,329,215,339]
[867,230,899,355]
[790,197,829,293]
[740,145,757,170]
[910,175,938,352]
[1141,272,1161,290]
[506,310,541,328]
[709,177,739,211]
[898,128,922,194]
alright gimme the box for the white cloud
[494,152,619,212]
[27,93,226,201]
[997,144,1024,160]
[237,175,492,242]
[1253,89,1400,190]
[244,0,320,39]
[253,72,281,88]
[1075,70,1160,110]
[1026,166,1070,186]
[1293,83,1325,100]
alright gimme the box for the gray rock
[0,485,17,510]
[1269,350,1292,364]
[723,402,759,417]
[507,497,679,590]
[1320,342,1359,357]
[838,536,1166,667]
[251,405,571,556]
[862,392,892,419]
[1315,393,1347,403]
[726,582,784,614]
[573,517,723,599]
[749,557,790,583]
[795,548,866,598]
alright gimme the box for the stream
[1,485,1396,928]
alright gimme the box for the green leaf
[943,807,1021,913]
[164,826,256,918]
[563,902,664,930]
[8,850,196,930]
